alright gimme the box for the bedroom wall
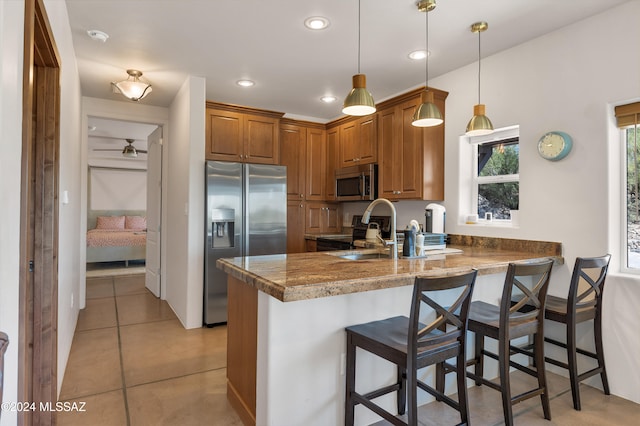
[88,167,147,212]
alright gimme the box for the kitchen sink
[335,252,390,261]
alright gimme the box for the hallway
[57,273,241,425]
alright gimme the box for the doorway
[83,115,165,300]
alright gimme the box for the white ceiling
[87,116,156,163]
[67,0,627,124]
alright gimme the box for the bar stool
[514,254,611,411]
[465,260,554,426]
[345,270,477,426]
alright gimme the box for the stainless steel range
[315,215,391,251]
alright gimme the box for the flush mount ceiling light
[87,29,109,42]
[408,50,428,61]
[304,16,330,30]
[342,0,375,116]
[111,69,152,101]
[236,79,255,87]
[465,21,494,136]
[412,0,443,127]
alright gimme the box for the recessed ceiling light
[87,29,109,42]
[320,95,337,103]
[236,80,255,87]
[408,50,429,60]
[304,16,330,30]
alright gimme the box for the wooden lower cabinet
[227,275,258,426]
[286,200,306,253]
[305,202,341,234]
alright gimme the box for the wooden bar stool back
[345,270,477,426]
[466,260,554,426]
[542,254,611,410]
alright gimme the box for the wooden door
[206,109,243,161]
[279,124,306,200]
[304,202,323,234]
[20,0,61,423]
[305,127,326,200]
[339,120,357,166]
[245,114,279,164]
[323,204,341,234]
[398,99,423,199]
[145,127,162,297]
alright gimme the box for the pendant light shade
[465,22,493,136]
[111,69,152,102]
[343,0,375,116]
[413,90,443,127]
[343,74,376,116]
[412,0,443,127]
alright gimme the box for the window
[615,102,640,270]
[470,126,520,221]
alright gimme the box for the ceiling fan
[93,138,147,158]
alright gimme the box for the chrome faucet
[361,198,398,259]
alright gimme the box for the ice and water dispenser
[210,208,235,248]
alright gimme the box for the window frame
[469,125,520,223]
[621,124,640,273]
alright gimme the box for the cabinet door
[339,120,357,167]
[245,114,279,164]
[286,200,306,253]
[206,109,243,161]
[306,128,326,200]
[325,126,339,201]
[355,115,377,164]
[305,202,323,234]
[280,124,306,200]
[377,106,401,199]
[323,204,341,234]
[398,99,423,199]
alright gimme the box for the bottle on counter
[402,228,416,257]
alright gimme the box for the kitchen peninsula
[217,235,562,426]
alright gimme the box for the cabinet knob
[239,154,243,159]
[300,204,303,208]
[300,194,304,198]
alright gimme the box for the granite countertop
[216,235,563,303]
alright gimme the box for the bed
[86,210,147,266]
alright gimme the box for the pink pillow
[125,215,147,230]
[96,215,125,230]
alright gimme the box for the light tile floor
[58,273,242,426]
[60,273,639,425]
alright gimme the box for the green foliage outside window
[478,143,519,218]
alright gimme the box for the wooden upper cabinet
[206,102,283,164]
[377,88,448,201]
[338,115,377,167]
[305,127,327,200]
[279,123,306,200]
[325,126,339,201]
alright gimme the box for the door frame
[19,0,61,423]
[79,102,169,306]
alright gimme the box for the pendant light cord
[357,0,361,74]
[477,29,481,104]
[425,6,429,90]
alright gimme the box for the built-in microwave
[335,164,378,201]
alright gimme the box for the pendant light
[465,22,494,136]
[342,0,375,116]
[412,0,443,127]
[111,69,152,102]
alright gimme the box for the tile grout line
[125,365,229,390]
[113,277,132,426]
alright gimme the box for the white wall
[43,0,84,395]
[166,75,206,328]
[0,1,26,424]
[433,2,640,403]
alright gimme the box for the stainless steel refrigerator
[204,161,287,325]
